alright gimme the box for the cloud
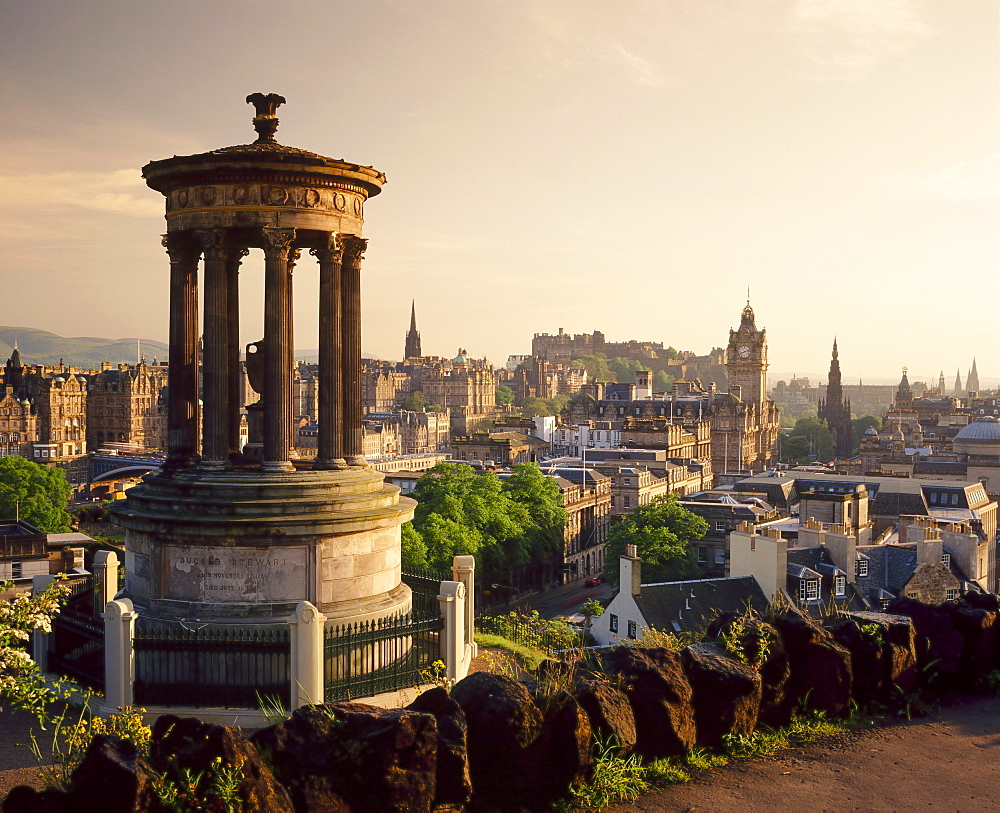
[0,168,162,218]
[608,44,664,87]
[870,154,1000,202]
[788,0,934,80]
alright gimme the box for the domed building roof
[954,416,1000,445]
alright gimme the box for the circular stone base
[110,466,415,623]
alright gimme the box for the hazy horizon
[2,1,997,386]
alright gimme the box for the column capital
[194,228,231,262]
[309,232,344,265]
[161,232,200,262]
[287,247,302,273]
[261,227,296,261]
[342,235,368,271]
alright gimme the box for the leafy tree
[400,522,428,569]
[408,462,566,579]
[779,416,834,463]
[580,598,605,619]
[653,370,676,392]
[0,457,73,532]
[403,390,427,412]
[608,357,650,384]
[571,354,614,383]
[521,397,552,418]
[495,384,514,406]
[602,495,708,585]
[851,415,881,452]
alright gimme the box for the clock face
[738,345,751,359]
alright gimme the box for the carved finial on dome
[246,93,286,144]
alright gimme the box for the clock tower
[726,302,767,404]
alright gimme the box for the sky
[1,0,997,387]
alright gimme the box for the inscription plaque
[165,545,308,602]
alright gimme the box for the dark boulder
[531,690,595,804]
[829,619,885,705]
[406,687,472,807]
[887,598,963,685]
[600,646,696,758]
[772,609,852,717]
[3,787,70,813]
[681,642,761,749]
[450,671,543,810]
[948,601,998,687]
[574,677,637,753]
[252,703,438,813]
[64,735,159,813]
[149,716,293,813]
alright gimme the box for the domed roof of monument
[143,93,385,196]
[953,416,1000,444]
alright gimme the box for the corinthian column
[162,232,201,467]
[341,236,368,466]
[227,247,249,459]
[310,233,347,469]
[197,228,230,468]
[261,227,296,472]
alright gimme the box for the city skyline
[2,1,997,384]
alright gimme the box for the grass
[474,633,552,672]
[723,710,850,760]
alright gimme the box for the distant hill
[0,328,380,369]
[0,327,169,369]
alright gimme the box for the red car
[585,577,602,587]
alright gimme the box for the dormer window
[799,579,819,602]
[857,559,869,577]
[941,553,950,567]
[834,575,846,597]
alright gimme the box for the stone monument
[111,95,414,629]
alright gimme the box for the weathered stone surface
[707,615,791,728]
[450,671,544,809]
[2,787,70,813]
[829,619,885,705]
[948,602,998,686]
[149,715,294,813]
[532,690,595,804]
[252,703,437,813]
[600,646,696,758]
[575,677,638,753]
[887,598,963,683]
[406,687,472,807]
[681,642,761,748]
[64,735,159,813]
[772,609,852,716]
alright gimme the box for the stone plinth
[111,467,414,624]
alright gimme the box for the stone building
[412,351,496,434]
[361,409,450,458]
[450,431,547,467]
[540,467,612,583]
[817,339,852,458]
[563,303,780,477]
[362,362,411,412]
[88,360,168,451]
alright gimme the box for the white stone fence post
[438,555,478,682]
[288,601,326,709]
[92,550,120,614]
[101,598,136,713]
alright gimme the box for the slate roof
[633,576,769,635]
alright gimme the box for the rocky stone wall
[6,594,999,813]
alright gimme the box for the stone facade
[88,360,168,451]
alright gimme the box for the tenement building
[88,359,169,451]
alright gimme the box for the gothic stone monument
[111,95,414,628]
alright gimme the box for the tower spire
[404,300,422,359]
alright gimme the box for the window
[11,561,22,579]
[951,493,958,505]
[715,520,727,532]
[609,614,619,633]
[946,589,957,602]
[697,545,708,564]
[715,548,726,565]
[834,575,846,597]
[623,497,630,508]
[857,559,869,577]
[941,553,950,567]
[627,620,638,639]
[930,493,937,504]
[799,579,819,602]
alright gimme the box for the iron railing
[401,565,451,621]
[323,612,444,703]
[133,619,290,709]
[48,612,104,690]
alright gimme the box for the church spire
[954,368,963,396]
[967,358,980,393]
[404,300,422,359]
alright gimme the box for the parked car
[584,577,602,587]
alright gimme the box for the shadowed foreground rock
[450,671,544,810]
[252,703,437,813]
[406,687,472,807]
[773,609,852,716]
[574,676,638,753]
[600,646,696,758]
[681,642,761,749]
[149,716,293,813]
[532,690,595,803]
